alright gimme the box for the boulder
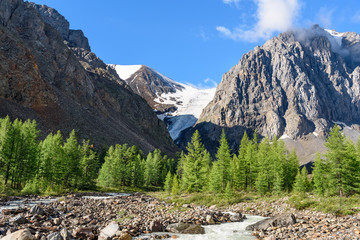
[1,209,16,215]
[117,232,132,240]
[46,232,62,240]
[206,215,215,224]
[1,229,35,240]
[246,214,296,231]
[30,205,45,216]
[59,228,71,240]
[72,227,95,239]
[10,215,28,225]
[99,222,119,240]
[149,220,163,232]
[166,223,205,234]
[229,212,244,222]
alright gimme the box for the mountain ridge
[0,0,178,155]
[194,25,360,162]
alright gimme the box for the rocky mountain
[0,0,178,155]
[195,25,360,163]
[110,64,216,143]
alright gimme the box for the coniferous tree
[164,171,173,193]
[324,124,358,196]
[284,149,299,192]
[234,132,249,190]
[79,141,99,189]
[172,175,180,196]
[293,167,310,193]
[215,130,232,191]
[62,130,81,188]
[312,152,327,196]
[181,130,210,192]
[208,161,222,193]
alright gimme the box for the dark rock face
[198,25,360,157]
[245,214,296,231]
[0,0,177,155]
[28,3,90,51]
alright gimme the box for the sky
[31,0,360,88]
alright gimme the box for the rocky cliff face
[196,25,360,161]
[0,0,177,155]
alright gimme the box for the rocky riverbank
[227,198,360,239]
[0,193,244,239]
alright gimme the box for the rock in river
[246,213,296,231]
[166,223,205,234]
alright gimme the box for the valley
[1,0,360,240]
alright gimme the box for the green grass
[288,193,360,216]
[151,191,360,216]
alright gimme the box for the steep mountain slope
[110,65,216,142]
[196,25,360,162]
[0,0,177,155]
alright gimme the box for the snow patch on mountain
[155,84,216,118]
[325,29,344,47]
[109,64,142,80]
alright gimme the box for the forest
[0,116,359,198]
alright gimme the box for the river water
[139,215,266,240]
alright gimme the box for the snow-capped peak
[108,64,142,80]
[325,29,344,47]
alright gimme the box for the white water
[82,192,130,200]
[139,215,266,240]
[0,193,130,213]
[0,198,56,213]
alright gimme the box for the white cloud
[217,0,301,42]
[204,78,218,87]
[317,7,334,28]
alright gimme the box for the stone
[53,218,61,226]
[46,232,62,240]
[30,205,45,216]
[1,229,35,240]
[117,232,132,240]
[72,227,95,239]
[10,215,28,225]
[166,223,205,234]
[149,220,163,232]
[206,215,215,224]
[246,214,296,231]
[59,228,71,240]
[99,222,119,240]
[1,209,16,215]
[229,213,243,222]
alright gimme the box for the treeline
[0,116,176,193]
[166,130,300,195]
[1,116,359,198]
[0,116,99,193]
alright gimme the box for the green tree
[312,152,327,196]
[208,161,222,193]
[215,130,232,191]
[324,124,359,196]
[172,175,180,196]
[293,167,310,193]
[164,171,173,193]
[181,130,210,192]
[62,130,81,188]
[79,141,99,190]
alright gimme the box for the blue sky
[31,0,360,88]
